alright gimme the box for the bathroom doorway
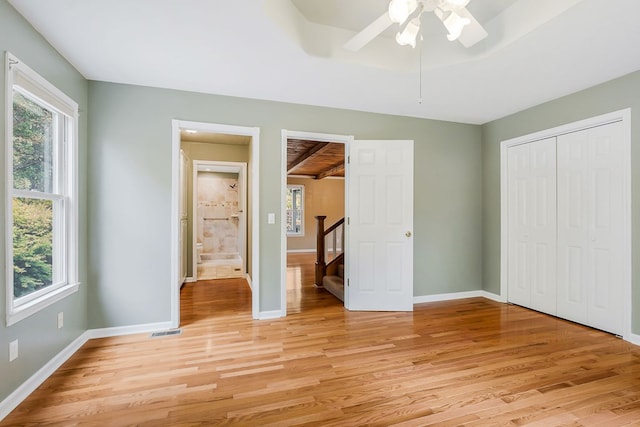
[194,161,247,280]
[172,120,260,324]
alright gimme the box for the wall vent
[150,329,182,338]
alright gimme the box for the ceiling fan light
[388,0,418,24]
[444,0,471,9]
[445,13,470,41]
[435,8,470,41]
[395,18,420,48]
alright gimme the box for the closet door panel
[557,133,589,324]
[529,141,557,314]
[587,122,624,334]
[507,143,532,307]
[557,122,624,334]
[507,138,557,314]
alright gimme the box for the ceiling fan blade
[456,7,488,48]
[344,12,393,52]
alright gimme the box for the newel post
[315,215,327,287]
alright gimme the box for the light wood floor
[3,254,640,426]
[286,253,342,314]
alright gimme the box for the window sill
[6,282,80,326]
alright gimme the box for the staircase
[323,261,344,302]
[315,216,345,302]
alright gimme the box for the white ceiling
[8,0,640,124]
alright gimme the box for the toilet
[196,243,203,264]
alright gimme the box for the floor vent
[150,329,182,338]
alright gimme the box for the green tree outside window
[12,91,55,298]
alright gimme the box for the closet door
[507,137,557,314]
[557,122,624,334]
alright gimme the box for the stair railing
[315,216,345,286]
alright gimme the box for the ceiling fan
[344,0,488,51]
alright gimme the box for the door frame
[280,130,353,316]
[172,120,260,325]
[499,108,631,339]
[192,160,247,281]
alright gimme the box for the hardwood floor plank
[2,254,640,425]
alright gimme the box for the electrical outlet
[57,312,64,329]
[9,340,18,362]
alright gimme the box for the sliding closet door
[557,122,624,334]
[507,137,557,315]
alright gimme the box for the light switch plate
[9,340,18,362]
[268,213,275,224]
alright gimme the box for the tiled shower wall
[197,172,240,255]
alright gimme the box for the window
[286,185,304,236]
[5,53,79,325]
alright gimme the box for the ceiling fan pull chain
[418,35,423,104]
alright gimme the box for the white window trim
[5,52,80,326]
[286,184,304,237]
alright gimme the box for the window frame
[5,52,79,326]
[286,184,304,237]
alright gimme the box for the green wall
[87,81,483,327]
[0,1,89,403]
[481,70,640,332]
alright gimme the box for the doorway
[281,132,415,315]
[172,120,260,326]
[193,161,247,281]
[280,130,352,315]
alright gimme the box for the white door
[557,122,624,334]
[347,140,413,311]
[507,138,557,315]
[180,219,187,283]
[179,150,188,284]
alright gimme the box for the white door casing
[280,130,352,316]
[506,137,557,315]
[171,120,260,325]
[192,160,247,281]
[347,140,414,311]
[556,122,624,334]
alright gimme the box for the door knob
[405,231,412,237]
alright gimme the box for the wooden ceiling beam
[287,142,331,174]
[315,162,344,180]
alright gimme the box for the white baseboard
[626,332,640,346]
[88,321,175,339]
[286,249,315,253]
[413,290,503,305]
[0,330,91,421]
[479,291,505,303]
[185,276,197,283]
[0,319,177,421]
[245,274,252,291]
[258,310,283,320]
